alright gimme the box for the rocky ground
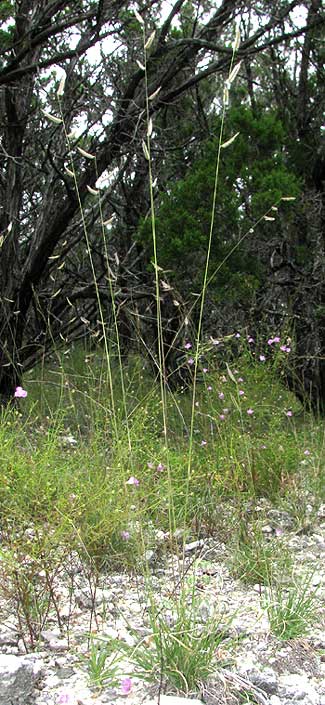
[0,502,324,705]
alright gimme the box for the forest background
[0,0,324,412]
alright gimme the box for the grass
[126,589,233,692]
[1,346,324,552]
[4,347,323,543]
[264,572,319,639]
[87,636,122,689]
[0,346,323,661]
[228,523,292,586]
[87,584,234,693]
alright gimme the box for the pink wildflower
[202,367,208,373]
[126,476,139,486]
[273,336,280,343]
[248,337,254,343]
[286,410,293,417]
[238,377,244,382]
[120,678,132,695]
[259,354,266,362]
[184,342,192,350]
[239,390,245,396]
[14,386,27,398]
[303,449,311,456]
[247,408,254,415]
[235,332,241,338]
[156,463,165,472]
[219,414,225,421]
[207,385,212,391]
[200,440,207,446]
[187,357,194,365]
[218,392,225,400]
[267,338,274,345]
[147,462,154,469]
[121,531,130,540]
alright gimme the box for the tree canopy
[0,0,324,410]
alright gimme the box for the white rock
[41,629,61,642]
[270,696,281,705]
[0,654,43,704]
[184,539,205,553]
[0,631,19,646]
[48,638,69,652]
[279,673,319,704]
[249,667,278,695]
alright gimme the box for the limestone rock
[0,653,43,704]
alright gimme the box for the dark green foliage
[138,107,300,304]
[0,0,13,21]
[0,0,14,52]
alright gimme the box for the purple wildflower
[187,357,194,365]
[156,463,165,472]
[121,530,130,540]
[218,392,225,400]
[184,342,192,350]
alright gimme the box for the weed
[120,588,234,693]
[229,522,292,586]
[264,572,319,639]
[86,636,122,688]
